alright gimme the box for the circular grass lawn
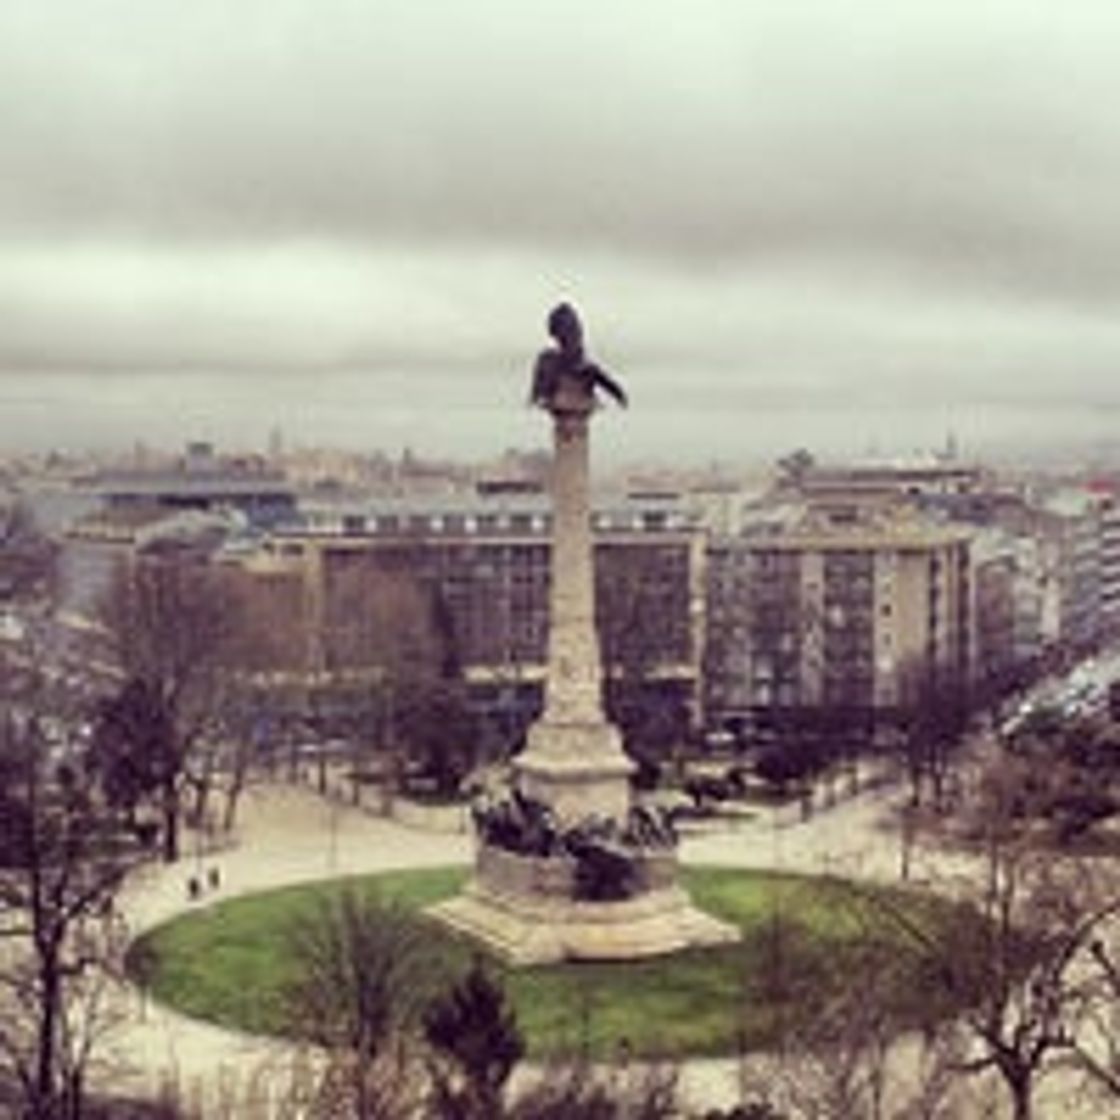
[127,866,970,1060]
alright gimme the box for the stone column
[543,384,603,724]
[516,375,634,825]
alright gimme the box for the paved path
[99,778,1105,1118]
[105,784,470,1110]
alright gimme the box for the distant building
[1098,492,1120,638]
[227,488,705,749]
[971,530,1024,700]
[88,442,296,533]
[1036,490,1104,653]
[778,457,985,513]
[705,504,973,743]
[1008,534,1046,667]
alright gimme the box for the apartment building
[1036,490,1103,653]
[1099,492,1120,637]
[705,505,973,743]
[227,489,706,747]
[971,530,1021,699]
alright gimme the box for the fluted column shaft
[543,395,603,725]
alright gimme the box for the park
[127,865,974,1061]
[2,303,1118,1119]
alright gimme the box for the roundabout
[127,863,974,1061]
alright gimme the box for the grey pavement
[98,777,1107,1118]
[104,783,470,1111]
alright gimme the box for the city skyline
[4,2,1120,463]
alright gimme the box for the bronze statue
[530,302,627,409]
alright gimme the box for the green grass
[128,866,969,1059]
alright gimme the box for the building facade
[1036,491,1103,654]
[91,442,296,532]
[1099,493,1120,638]
[971,530,1021,702]
[228,490,706,751]
[705,507,973,745]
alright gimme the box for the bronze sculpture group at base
[471,788,676,902]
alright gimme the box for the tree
[281,886,433,1119]
[212,701,259,833]
[754,741,818,798]
[328,559,478,800]
[758,915,968,1120]
[596,545,690,768]
[0,500,58,606]
[394,677,479,799]
[0,669,142,1118]
[702,1107,787,1120]
[93,555,246,862]
[896,658,970,810]
[0,501,146,1117]
[861,755,1120,1120]
[934,856,1116,1120]
[1001,713,1120,845]
[0,503,153,1118]
[89,678,173,842]
[506,1061,679,1120]
[423,956,524,1119]
[1071,928,1120,1104]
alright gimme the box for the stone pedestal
[431,874,738,966]
[430,846,738,966]
[518,720,633,826]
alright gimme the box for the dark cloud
[3,2,1118,274]
[2,1,1120,459]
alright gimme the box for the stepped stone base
[427,853,740,967]
[517,719,635,826]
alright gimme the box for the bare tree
[998,712,1120,846]
[0,668,142,1118]
[506,1060,679,1120]
[0,501,146,1117]
[327,559,476,802]
[281,885,435,1118]
[596,542,691,768]
[93,555,246,861]
[1067,900,1120,1105]
[850,755,1120,1120]
[761,919,973,1120]
[895,658,970,812]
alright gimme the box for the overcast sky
[3,1,1120,467]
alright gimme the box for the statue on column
[427,301,741,962]
[530,302,628,410]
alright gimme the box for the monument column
[543,385,604,724]
[515,375,634,825]
[428,302,740,965]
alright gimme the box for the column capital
[544,373,598,420]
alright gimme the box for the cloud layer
[3,1,1120,461]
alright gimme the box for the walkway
[98,778,1099,1118]
[106,784,470,1111]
